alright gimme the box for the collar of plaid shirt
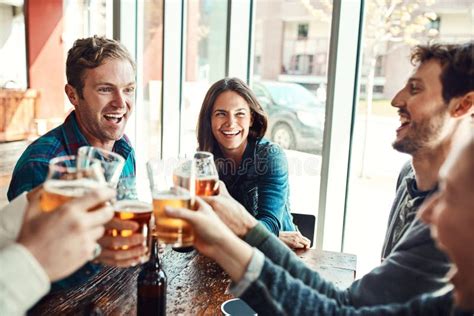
[60,110,134,159]
[7,110,135,202]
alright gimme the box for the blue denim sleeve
[7,160,49,201]
[240,257,454,316]
[255,144,290,235]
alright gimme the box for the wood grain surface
[29,247,356,315]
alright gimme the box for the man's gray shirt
[246,161,452,307]
[348,161,451,306]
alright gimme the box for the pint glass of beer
[147,158,195,247]
[40,155,105,212]
[78,146,125,188]
[173,151,219,197]
[110,199,153,262]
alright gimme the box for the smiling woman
[196,78,310,249]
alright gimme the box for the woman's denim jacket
[214,137,295,235]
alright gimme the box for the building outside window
[180,0,228,155]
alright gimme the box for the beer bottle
[137,236,167,316]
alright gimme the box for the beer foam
[114,200,152,212]
[44,179,104,197]
[197,176,218,181]
[174,172,218,181]
[152,189,191,200]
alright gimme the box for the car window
[265,83,321,108]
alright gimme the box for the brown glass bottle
[137,236,167,316]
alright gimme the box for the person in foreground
[0,188,115,315]
[6,36,145,289]
[197,77,310,249]
[166,131,474,315]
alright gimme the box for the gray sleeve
[228,248,265,297]
[240,257,454,316]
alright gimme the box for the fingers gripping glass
[147,158,195,248]
[103,178,153,263]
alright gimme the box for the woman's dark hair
[196,77,268,152]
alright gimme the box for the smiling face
[211,91,253,159]
[420,138,474,310]
[391,60,452,155]
[65,58,135,151]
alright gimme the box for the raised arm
[165,197,453,316]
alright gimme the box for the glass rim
[113,199,153,211]
[48,155,78,172]
[78,146,125,164]
[48,155,105,179]
[150,185,192,197]
[193,151,214,160]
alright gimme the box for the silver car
[252,81,325,153]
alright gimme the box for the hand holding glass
[147,159,194,247]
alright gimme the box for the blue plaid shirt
[8,111,135,200]
[7,110,136,291]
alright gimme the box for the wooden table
[29,247,356,315]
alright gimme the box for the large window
[63,0,111,114]
[344,0,474,277]
[180,0,228,155]
[252,0,333,245]
[0,2,26,89]
[125,0,164,201]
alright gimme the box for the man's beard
[392,112,447,155]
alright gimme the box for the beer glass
[147,158,194,247]
[173,151,219,197]
[111,199,153,262]
[104,177,153,261]
[77,146,125,188]
[40,155,105,212]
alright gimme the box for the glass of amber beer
[173,151,219,197]
[147,158,195,247]
[110,199,153,262]
[40,155,105,212]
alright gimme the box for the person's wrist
[214,228,238,251]
[239,206,258,237]
[212,232,253,282]
[20,241,52,281]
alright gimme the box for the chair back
[292,213,316,248]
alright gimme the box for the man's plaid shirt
[7,111,136,200]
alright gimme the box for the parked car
[252,81,325,153]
